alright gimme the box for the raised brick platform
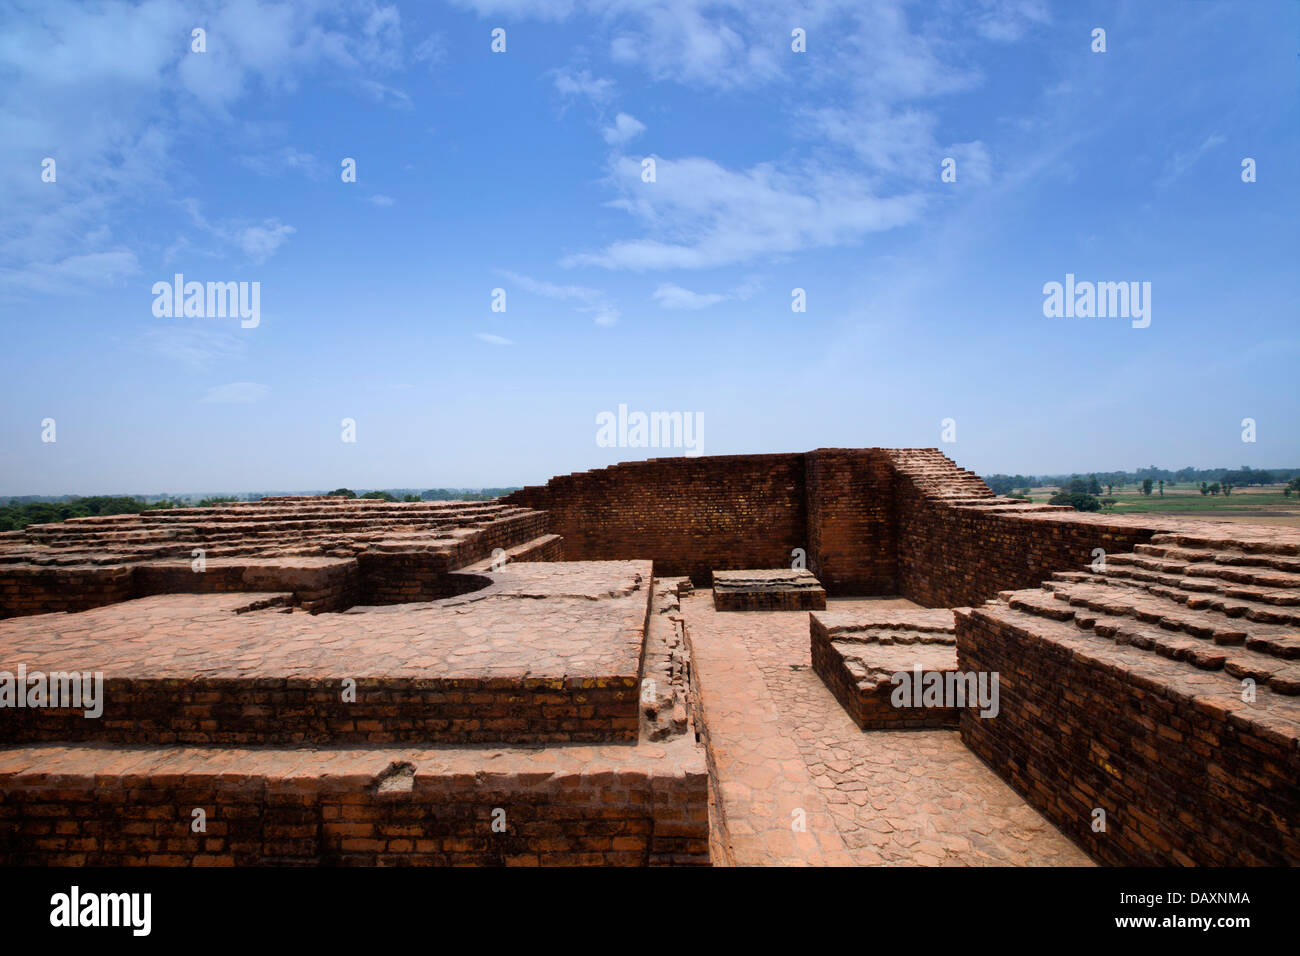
[811,608,960,728]
[712,569,826,611]
[0,564,711,866]
[0,563,649,746]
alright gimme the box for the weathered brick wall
[713,589,825,611]
[0,756,708,866]
[957,608,1300,865]
[0,566,134,618]
[0,676,640,746]
[134,561,360,612]
[504,454,808,587]
[357,553,486,605]
[805,449,898,595]
[895,487,1159,607]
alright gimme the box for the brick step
[1115,550,1300,590]
[23,504,527,535]
[27,518,487,542]
[996,600,1300,694]
[811,608,962,730]
[1133,543,1300,573]
[13,517,543,564]
[1149,531,1300,558]
[460,534,563,573]
[1043,578,1300,657]
[1094,565,1300,625]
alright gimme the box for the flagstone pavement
[681,592,1094,867]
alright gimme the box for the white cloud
[236,221,296,264]
[971,0,1051,42]
[652,283,726,310]
[552,68,615,105]
[367,194,396,207]
[475,333,515,346]
[179,200,296,264]
[500,270,606,304]
[200,382,271,404]
[499,270,620,326]
[602,113,646,145]
[652,276,760,309]
[563,155,925,271]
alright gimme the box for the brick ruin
[0,449,1296,865]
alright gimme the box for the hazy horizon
[6,453,1299,500]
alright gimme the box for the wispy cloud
[652,277,758,310]
[0,250,139,298]
[475,333,514,346]
[551,67,615,105]
[499,270,620,325]
[1157,133,1227,187]
[563,155,924,271]
[179,199,296,265]
[236,147,323,179]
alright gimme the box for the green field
[1099,492,1296,514]
[1021,482,1300,518]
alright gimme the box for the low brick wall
[0,743,709,866]
[896,488,1160,607]
[0,676,641,747]
[0,565,134,618]
[957,606,1300,865]
[134,559,361,613]
[356,553,490,605]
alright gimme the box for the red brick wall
[895,486,1159,607]
[0,566,134,619]
[957,608,1300,865]
[805,449,898,595]
[0,676,640,746]
[0,758,708,866]
[504,454,808,587]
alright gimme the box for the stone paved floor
[0,562,651,682]
[683,592,1094,867]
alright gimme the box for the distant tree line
[326,488,518,502]
[0,496,171,532]
[984,465,1299,497]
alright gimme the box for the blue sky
[1,0,1296,495]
